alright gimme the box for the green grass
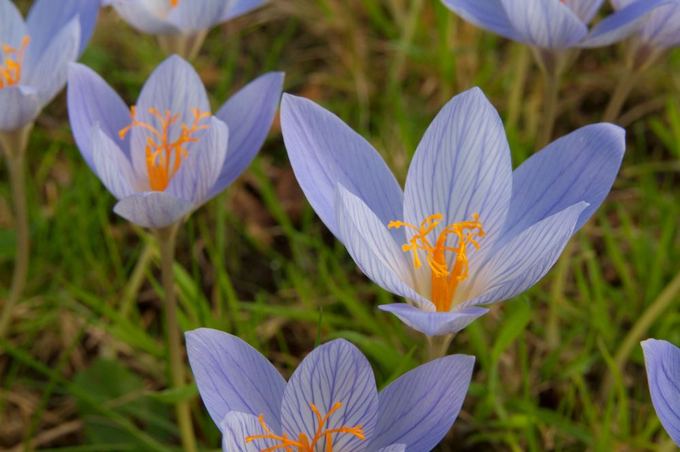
[1,1,679,450]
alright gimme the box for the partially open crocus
[0,0,99,133]
[642,339,680,446]
[67,55,283,229]
[187,328,475,451]
[281,88,625,337]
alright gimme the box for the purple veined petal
[369,354,475,451]
[167,117,229,204]
[503,123,624,244]
[641,339,680,446]
[611,0,634,8]
[109,0,179,35]
[0,0,27,47]
[26,0,100,57]
[24,19,80,107]
[210,72,284,198]
[499,0,587,48]
[403,87,512,263]
[185,329,286,433]
[281,94,404,242]
[562,0,605,23]
[91,125,138,200]
[461,202,588,308]
[220,411,279,452]
[67,63,133,169]
[0,86,40,132]
[131,55,211,179]
[280,339,379,452]
[581,0,671,47]
[222,0,268,21]
[167,0,227,32]
[376,445,407,452]
[639,2,680,48]
[440,0,523,42]
[113,191,194,228]
[378,303,488,337]
[335,184,433,310]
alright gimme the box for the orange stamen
[0,36,30,90]
[119,106,210,191]
[169,0,179,7]
[389,213,485,312]
[245,402,365,452]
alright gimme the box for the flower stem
[537,68,560,149]
[0,125,32,340]
[157,31,208,60]
[603,66,640,123]
[426,334,454,361]
[156,224,197,452]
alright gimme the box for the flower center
[0,36,30,90]
[119,107,210,191]
[169,0,179,7]
[388,213,485,312]
[245,402,365,452]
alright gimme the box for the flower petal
[222,0,268,20]
[186,329,286,433]
[403,87,512,254]
[440,0,522,42]
[24,18,80,107]
[638,2,680,49]
[167,117,229,204]
[91,125,137,200]
[220,411,279,452]
[0,0,27,47]
[641,339,680,446]
[113,191,194,228]
[280,339,378,452]
[0,86,40,132]
[376,445,407,452]
[378,303,488,337]
[581,0,670,47]
[369,354,475,451]
[67,63,132,169]
[281,94,403,240]
[503,124,624,243]
[109,0,179,35]
[462,202,588,307]
[562,0,604,23]
[499,0,587,48]
[26,0,99,56]
[210,72,284,198]
[167,0,226,32]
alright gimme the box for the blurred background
[1,1,679,450]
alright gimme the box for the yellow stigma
[119,106,210,192]
[388,213,485,312]
[169,0,180,7]
[245,402,365,452]
[0,36,30,90]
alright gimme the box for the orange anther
[0,36,30,90]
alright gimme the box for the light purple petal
[369,354,475,451]
[220,411,279,452]
[26,0,100,56]
[462,202,588,307]
[335,185,432,310]
[210,72,284,198]
[563,0,604,23]
[280,339,378,452]
[113,191,194,228]
[222,0,268,20]
[24,19,80,107]
[167,0,226,32]
[639,2,680,48]
[91,126,137,200]
[186,329,286,434]
[131,55,210,179]
[504,124,624,243]
[67,63,132,169]
[376,445,407,452]
[440,0,522,41]
[281,94,404,240]
[403,87,512,259]
[167,117,229,204]
[110,0,179,35]
[641,339,680,446]
[0,0,27,47]
[581,0,671,47]
[499,0,587,48]
[0,86,40,132]
[378,303,488,337]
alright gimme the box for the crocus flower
[187,328,475,451]
[281,88,625,337]
[67,55,283,229]
[610,0,680,60]
[440,0,669,50]
[0,0,99,132]
[642,339,680,446]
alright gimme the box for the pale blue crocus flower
[281,88,625,337]
[67,55,283,229]
[0,0,99,132]
[186,328,475,451]
[641,339,680,446]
